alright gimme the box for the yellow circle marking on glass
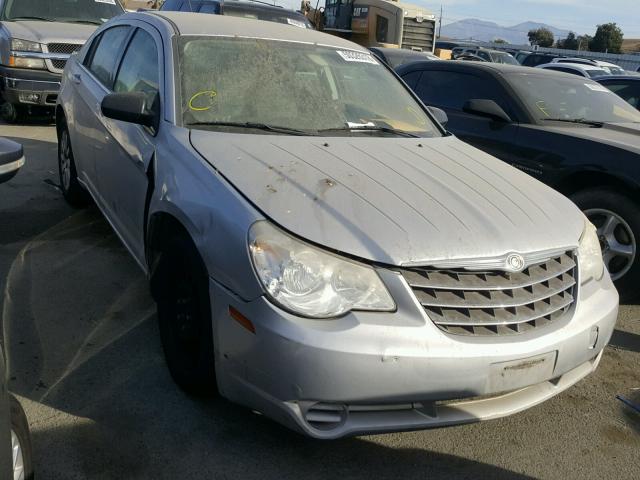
[189,90,217,111]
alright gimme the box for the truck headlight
[9,57,46,69]
[11,38,42,52]
[249,221,395,318]
[578,220,604,284]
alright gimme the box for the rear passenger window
[87,26,131,88]
[114,29,160,107]
[548,67,581,76]
[415,70,513,116]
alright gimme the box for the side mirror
[101,91,159,130]
[463,99,512,123]
[427,106,448,127]
[0,138,24,184]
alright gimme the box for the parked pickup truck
[0,0,123,122]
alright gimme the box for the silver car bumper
[211,270,618,439]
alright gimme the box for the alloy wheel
[59,129,72,191]
[585,208,636,281]
[11,429,25,480]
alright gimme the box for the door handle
[71,73,81,85]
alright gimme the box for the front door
[93,25,162,268]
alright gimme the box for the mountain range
[441,19,572,45]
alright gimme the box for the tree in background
[556,31,579,50]
[589,23,624,53]
[528,28,554,47]
[576,34,592,51]
[493,38,507,44]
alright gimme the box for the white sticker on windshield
[337,50,379,65]
[286,18,308,29]
[95,0,116,4]
[585,83,611,93]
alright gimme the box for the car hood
[538,122,640,154]
[2,20,97,44]
[191,132,584,266]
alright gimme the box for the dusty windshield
[508,73,640,124]
[2,0,123,25]
[179,36,440,136]
[493,52,519,65]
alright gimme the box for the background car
[551,57,625,75]
[160,0,313,28]
[0,137,24,184]
[0,138,33,480]
[536,62,609,78]
[597,75,640,110]
[397,61,640,300]
[520,52,565,67]
[515,51,533,64]
[369,47,439,68]
[0,0,124,122]
[458,47,519,65]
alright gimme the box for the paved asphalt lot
[0,120,638,479]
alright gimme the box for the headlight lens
[578,220,604,283]
[249,221,395,318]
[9,57,46,69]
[10,38,42,52]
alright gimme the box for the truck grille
[46,43,83,72]
[47,43,83,55]
[401,251,577,336]
[401,18,435,51]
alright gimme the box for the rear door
[410,68,522,163]
[94,25,162,267]
[73,25,132,195]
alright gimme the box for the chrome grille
[402,251,577,336]
[47,43,82,55]
[401,18,435,51]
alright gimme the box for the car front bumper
[211,269,618,439]
[0,66,61,107]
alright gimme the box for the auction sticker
[337,50,379,65]
[584,83,611,93]
[95,0,116,4]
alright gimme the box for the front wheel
[571,189,639,302]
[10,395,33,480]
[154,235,218,395]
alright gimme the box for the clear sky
[282,0,640,38]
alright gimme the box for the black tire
[10,395,34,480]
[571,188,640,302]
[154,235,218,395]
[0,102,25,124]
[57,119,89,208]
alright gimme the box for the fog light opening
[18,92,41,104]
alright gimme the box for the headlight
[9,57,46,69]
[11,38,42,52]
[249,221,395,318]
[578,220,604,284]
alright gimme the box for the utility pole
[437,5,442,39]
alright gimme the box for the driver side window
[113,29,160,110]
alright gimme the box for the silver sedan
[56,12,618,439]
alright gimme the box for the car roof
[538,62,604,71]
[395,60,603,82]
[597,75,640,82]
[145,11,364,50]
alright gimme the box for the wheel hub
[585,208,636,281]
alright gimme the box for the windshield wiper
[317,126,421,138]
[187,121,313,136]
[541,118,604,127]
[9,16,53,22]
